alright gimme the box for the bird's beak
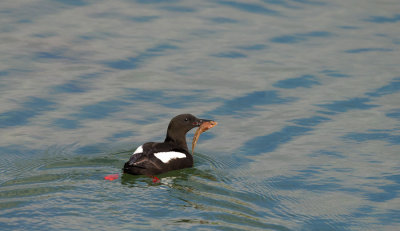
[192,119,212,127]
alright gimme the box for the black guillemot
[123,114,213,176]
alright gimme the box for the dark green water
[1,0,400,230]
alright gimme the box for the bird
[123,114,213,177]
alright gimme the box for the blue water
[1,0,399,230]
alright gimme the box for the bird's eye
[184,118,188,121]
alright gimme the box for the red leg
[151,176,160,183]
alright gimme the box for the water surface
[0,0,399,230]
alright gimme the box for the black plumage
[123,114,211,176]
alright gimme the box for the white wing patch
[133,145,143,154]
[154,151,186,163]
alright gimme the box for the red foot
[152,176,160,183]
[104,174,119,181]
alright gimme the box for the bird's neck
[164,131,189,151]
